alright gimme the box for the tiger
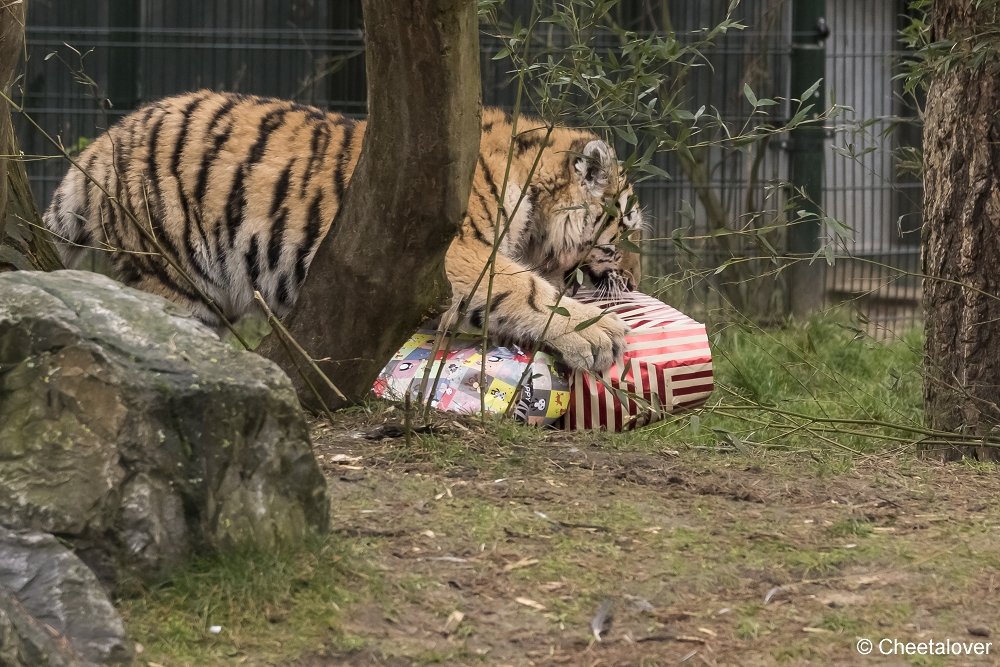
[43,92,643,372]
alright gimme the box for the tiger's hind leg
[43,166,95,269]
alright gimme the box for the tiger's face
[584,184,644,297]
[519,136,643,293]
[563,139,644,296]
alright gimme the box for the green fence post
[788,0,827,318]
[108,0,140,113]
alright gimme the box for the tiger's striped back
[46,91,364,323]
[45,93,642,371]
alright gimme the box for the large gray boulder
[0,527,131,666]
[0,270,329,584]
[0,582,85,667]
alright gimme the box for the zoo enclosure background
[15,0,921,334]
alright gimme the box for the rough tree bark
[921,1,1000,461]
[0,0,24,245]
[258,0,481,411]
[0,0,63,272]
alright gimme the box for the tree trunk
[921,1,1000,461]
[0,0,63,273]
[0,0,24,247]
[258,0,481,411]
[1,122,64,272]
[0,130,8,253]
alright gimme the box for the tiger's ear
[574,140,613,194]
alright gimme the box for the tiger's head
[478,111,644,296]
[518,132,644,296]
[582,159,645,298]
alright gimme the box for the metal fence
[15,0,920,335]
[17,0,366,208]
[823,0,922,336]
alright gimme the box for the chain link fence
[15,0,920,335]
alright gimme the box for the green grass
[609,314,924,455]
[118,317,942,665]
[118,536,377,664]
[827,518,875,538]
[717,315,922,416]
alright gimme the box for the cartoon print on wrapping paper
[391,334,432,361]
[513,350,533,364]
[547,389,569,418]
[413,358,462,399]
[394,361,420,379]
[483,347,519,376]
[433,345,476,374]
[546,354,569,384]
[511,381,534,423]
[537,353,571,397]
[525,392,553,425]
[446,389,484,416]
[460,370,483,395]
[460,352,483,370]
[416,336,439,353]
[430,381,457,410]
[377,329,575,426]
[403,344,436,362]
[484,378,516,413]
[419,346,478,401]
[373,367,409,402]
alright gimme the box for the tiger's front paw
[549,305,628,372]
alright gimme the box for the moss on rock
[0,271,329,586]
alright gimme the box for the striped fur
[44,93,643,371]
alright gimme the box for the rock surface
[0,583,85,667]
[0,527,131,665]
[0,270,329,584]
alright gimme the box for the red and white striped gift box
[562,289,713,431]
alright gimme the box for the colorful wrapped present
[373,331,571,426]
[562,289,713,431]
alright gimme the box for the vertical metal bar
[836,0,849,318]
[108,0,140,111]
[788,0,827,318]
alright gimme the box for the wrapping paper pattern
[562,290,714,431]
[374,332,571,426]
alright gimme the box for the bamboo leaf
[641,162,672,179]
[546,305,571,317]
[620,236,641,254]
[574,313,606,332]
[799,78,822,102]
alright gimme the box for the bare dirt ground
[297,407,1000,667]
